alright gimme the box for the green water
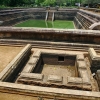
[15,20,75,29]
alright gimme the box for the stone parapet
[0,27,100,44]
[96,70,100,90]
[0,44,32,81]
[88,48,100,73]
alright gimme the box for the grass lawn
[15,19,75,29]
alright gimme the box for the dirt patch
[0,92,37,100]
[42,64,75,77]
[0,46,23,72]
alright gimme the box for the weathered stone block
[47,75,62,83]
[88,48,100,70]
[96,70,100,90]
[0,44,32,81]
[76,54,84,61]
[77,61,87,69]
[79,70,91,85]
[32,50,41,58]
[67,77,82,84]
[28,58,39,65]
[22,64,36,73]
[19,73,43,80]
[88,48,97,60]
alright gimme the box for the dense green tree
[43,0,56,6]
[0,0,99,7]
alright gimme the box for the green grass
[15,20,75,29]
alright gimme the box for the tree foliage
[0,0,99,7]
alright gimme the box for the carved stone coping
[47,75,62,83]
[22,64,36,73]
[0,82,100,99]
[77,61,87,69]
[28,58,39,65]
[32,50,41,58]
[0,44,32,81]
[79,69,91,85]
[67,77,82,84]
[68,54,91,86]
[18,73,43,81]
[96,70,100,88]
[76,54,84,61]
[89,22,100,30]
[88,48,100,60]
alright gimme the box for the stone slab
[67,77,82,84]
[19,73,43,80]
[77,61,87,69]
[88,48,100,60]
[47,75,62,83]
[0,82,100,99]
[0,44,32,81]
[32,50,41,58]
[22,64,36,73]
[79,70,91,85]
[28,57,39,65]
[97,70,100,79]
[76,54,84,61]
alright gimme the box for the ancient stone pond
[0,7,100,100]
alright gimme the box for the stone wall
[0,10,46,26]
[0,27,100,44]
[0,8,100,30]
[74,9,100,29]
[54,10,78,20]
[0,44,32,82]
[41,53,75,65]
[0,9,78,26]
[88,48,100,73]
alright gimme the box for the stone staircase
[74,10,100,29]
[1,39,100,52]
[48,12,53,20]
[45,11,54,21]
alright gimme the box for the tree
[43,0,56,6]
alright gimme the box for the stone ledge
[0,82,100,99]
[76,54,84,61]
[32,50,41,58]
[0,44,32,81]
[19,73,43,80]
[47,75,62,83]
[67,77,82,84]
[88,48,100,60]
[77,61,87,69]
[22,64,36,73]
[79,70,91,85]
[28,57,39,65]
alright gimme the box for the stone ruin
[0,8,100,100]
[0,8,100,30]
[0,43,100,100]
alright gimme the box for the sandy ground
[0,46,23,72]
[0,92,37,100]
[42,64,75,77]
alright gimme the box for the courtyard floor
[0,46,23,72]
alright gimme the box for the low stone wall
[0,11,46,26]
[54,10,78,20]
[88,48,100,73]
[74,9,100,29]
[0,44,32,82]
[0,27,100,44]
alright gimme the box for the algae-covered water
[15,20,75,29]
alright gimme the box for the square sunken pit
[16,49,92,91]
